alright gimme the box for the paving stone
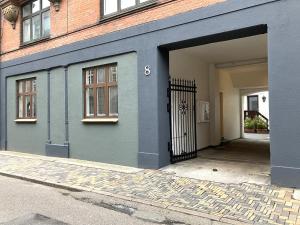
[0,152,299,225]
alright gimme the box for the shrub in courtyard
[244,117,256,133]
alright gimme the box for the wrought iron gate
[168,78,197,163]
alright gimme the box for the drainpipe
[64,66,69,150]
[0,70,1,150]
[47,70,51,144]
[4,78,7,150]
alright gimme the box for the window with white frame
[102,0,153,17]
[83,64,118,118]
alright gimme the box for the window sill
[99,0,158,24]
[20,36,51,49]
[81,118,119,123]
[14,119,37,123]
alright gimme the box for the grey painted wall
[67,53,139,167]
[1,0,300,187]
[5,54,139,167]
[7,72,47,155]
[49,68,65,145]
[267,1,300,188]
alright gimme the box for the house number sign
[145,65,151,76]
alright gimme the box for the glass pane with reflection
[104,0,117,15]
[121,0,135,9]
[32,0,40,13]
[32,15,41,40]
[97,87,105,116]
[109,86,118,116]
[86,88,94,116]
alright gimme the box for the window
[102,0,153,17]
[83,64,118,118]
[22,0,50,43]
[247,95,259,111]
[16,78,37,119]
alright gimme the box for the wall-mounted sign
[197,101,210,123]
[144,65,151,76]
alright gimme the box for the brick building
[0,0,300,188]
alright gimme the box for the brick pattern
[0,0,225,62]
[0,152,299,225]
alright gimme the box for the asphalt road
[0,175,221,225]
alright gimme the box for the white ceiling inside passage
[173,34,267,64]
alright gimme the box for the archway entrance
[162,33,270,185]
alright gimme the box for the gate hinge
[168,142,171,152]
[167,103,171,112]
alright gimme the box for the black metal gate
[168,78,197,163]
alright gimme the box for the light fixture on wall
[49,0,61,11]
[2,3,19,29]
[262,95,267,103]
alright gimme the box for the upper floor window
[22,0,51,43]
[83,64,118,118]
[102,0,152,17]
[17,78,37,119]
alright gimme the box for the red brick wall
[0,0,225,62]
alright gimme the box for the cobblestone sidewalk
[0,151,299,225]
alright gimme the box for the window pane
[32,15,41,40]
[104,0,117,15]
[32,80,36,92]
[109,66,118,82]
[25,80,31,92]
[86,70,94,85]
[18,81,23,94]
[121,0,135,9]
[32,0,40,13]
[23,3,31,17]
[97,68,105,83]
[32,95,36,117]
[86,88,94,116]
[42,0,50,8]
[42,11,50,37]
[97,88,105,116]
[18,96,23,118]
[25,96,31,117]
[248,96,258,111]
[109,86,118,115]
[23,19,31,42]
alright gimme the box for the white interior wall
[170,51,210,149]
[170,50,268,149]
[229,63,268,89]
[209,64,221,146]
[218,69,241,140]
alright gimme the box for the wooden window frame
[16,78,37,119]
[100,0,156,19]
[21,0,50,45]
[83,64,118,119]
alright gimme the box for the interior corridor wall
[218,69,240,140]
[169,51,210,150]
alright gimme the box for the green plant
[255,117,268,129]
[244,117,255,129]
